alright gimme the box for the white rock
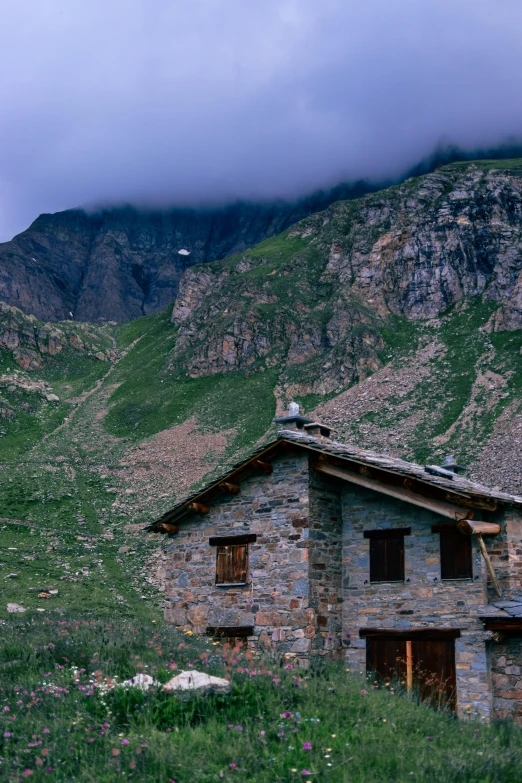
[122,673,157,690]
[177,249,190,256]
[46,394,60,402]
[162,670,230,694]
[7,603,26,613]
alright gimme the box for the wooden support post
[189,502,209,514]
[406,640,413,693]
[475,533,502,597]
[219,482,240,495]
[457,520,501,536]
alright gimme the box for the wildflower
[301,771,312,776]
[260,730,265,736]
[331,734,336,738]
[273,677,281,685]
[4,732,12,738]
[2,706,9,712]
[122,739,129,745]
[360,689,368,695]
[302,741,312,750]
[46,768,53,774]
[235,725,243,732]
[426,736,433,741]
[22,770,33,777]
[278,730,285,737]
[229,763,237,769]
[281,711,293,718]
[112,748,120,757]
[141,742,148,748]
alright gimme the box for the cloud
[0,0,521,239]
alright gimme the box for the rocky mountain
[2,158,522,618]
[0,183,377,323]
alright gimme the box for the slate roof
[480,598,522,619]
[147,427,522,531]
[281,429,522,507]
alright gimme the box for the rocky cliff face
[0,183,375,323]
[169,161,522,396]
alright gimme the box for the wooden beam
[457,520,501,536]
[482,619,522,632]
[252,459,273,474]
[475,533,502,597]
[314,462,474,521]
[446,493,498,512]
[219,482,240,495]
[189,502,209,514]
[158,522,179,534]
[360,628,461,640]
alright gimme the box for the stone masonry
[159,431,522,719]
[340,483,491,719]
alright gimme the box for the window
[432,525,472,580]
[209,534,256,586]
[364,528,410,583]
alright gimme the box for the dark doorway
[364,632,457,712]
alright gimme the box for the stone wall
[164,450,317,662]
[490,638,522,721]
[338,481,492,719]
[308,464,343,657]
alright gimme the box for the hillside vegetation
[1,160,522,621]
[1,615,522,782]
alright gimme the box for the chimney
[441,455,467,475]
[273,403,332,440]
[304,421,332,440]
[273,402,314,431]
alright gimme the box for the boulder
[122,673,157,690]
[7,603,26,613]
[162,670,230,695]
[46,394,60,402]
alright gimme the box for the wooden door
[366,637,456,712]
[412,639,456,712]
[366,638,407,683]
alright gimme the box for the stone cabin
[147,411,522,721]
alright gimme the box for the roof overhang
[146,433,511,534]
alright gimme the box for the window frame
[209,534,256,587]
[364,528,411,584]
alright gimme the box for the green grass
[1,615,522,782]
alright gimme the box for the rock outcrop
[168,162,522,395]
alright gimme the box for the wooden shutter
[366,530,407,582]
[434,526,472,580]
[216,544,248,585]
[412,639,456,712]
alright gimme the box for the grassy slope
[1,615,521,783]
[1,160,522,619]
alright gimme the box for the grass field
[1,615,522,782]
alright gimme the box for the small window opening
[433,525,472,580]
[364,528,410,583]
[215,543,249,585]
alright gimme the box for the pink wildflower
[281,711,293,718]
[302,741,312,750]
[2,706,9,712]
[121,739,129,745]
[229,763,237,769]
[301,771,312,776]
[4,732,11,738]
[360,689,368,695]
[43,728,50,734]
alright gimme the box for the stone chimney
[273,403,332,439]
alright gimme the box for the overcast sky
[1,0,521,240]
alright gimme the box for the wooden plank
[360,628,461,640]
[314,462,474,521]
[446,493,498,512]
[364,528,411,539]
[482,619,522,632]
[209,534,257,546]
[219,482,240,494]
[189,502,209,513]
[206,626,254,637]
